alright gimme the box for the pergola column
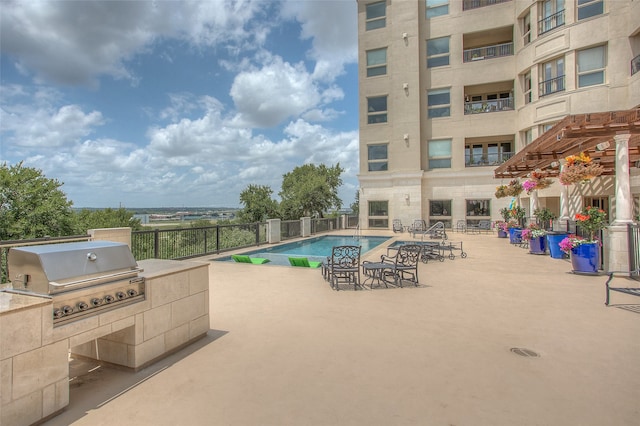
[558,159,570,231]
[607,132,632,273]
[529,191,539,221]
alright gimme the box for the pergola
[494,108,640,179]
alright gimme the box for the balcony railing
[465,151,514,167]
[539,76,565,97]
[538,10,565,35]
[463,42,514,63]
[464,97,514,114]
[463,0,511,11]
[632,54,640,76]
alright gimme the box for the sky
[0,0,360,209]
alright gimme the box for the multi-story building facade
[356,0,640,230]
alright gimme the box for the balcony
[539,76,565,97]
[464,97,514,114]
[465,151,514,167]
[632,54,640,76]
[463,42,513,63]
[463,0,511,11]
[538,10,565,35]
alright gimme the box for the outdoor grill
[8,241,145,326]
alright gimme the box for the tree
[75,208,143,232]
[0,162,76,240]
[350,190,360,216]
[239,184,279,222]
[279,163,343,220]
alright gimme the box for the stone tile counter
[1,259,210,426]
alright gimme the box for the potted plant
[533,207,556,231]
[521,224,547,255]
[558,152,605,185]
[497,207,511,237]
[559,206,607,274]
[523,170,554,194]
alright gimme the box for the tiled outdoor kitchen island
[1,259,210,426]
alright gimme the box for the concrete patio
[43,231,639,426]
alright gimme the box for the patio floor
[44,230,640,426]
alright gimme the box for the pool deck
[45,230,640,426]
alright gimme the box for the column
[607,133,632,273]
[558,159,570,231]
[529,191,539,220]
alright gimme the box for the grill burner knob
[62,305,74,315]
[104,295,115,303]
[127,289,138,297]
[53,309,64,319]
[116,291,127,300]
[77,302,89,311]
[91,298,104,307]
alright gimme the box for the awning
[494,108,640,179]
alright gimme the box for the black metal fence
[131,222,268,261]
[281,220,301,240]
[629,223,640,277]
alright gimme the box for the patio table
[362,262,392,289]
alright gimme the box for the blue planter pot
[547,233,568,259]
[570,243,600,274]
[497,229,508,238]
[529,236,547,255]
[509,228,522,244]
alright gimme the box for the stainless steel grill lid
[8,241,140,293]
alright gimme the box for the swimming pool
[217,235,391,266]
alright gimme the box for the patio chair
[379,244,422,287]
[326,245,362,291]
[392,219,405,233]
[409,219,427,238]
[231,254,270,264]
[288,257,322,268]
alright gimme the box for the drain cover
[510,347,539,357]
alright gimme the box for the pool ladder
[353,224,361,240]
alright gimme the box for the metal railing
[632,54,640,76]
[539,76,565,97]
[312,218,339,234]
[629,223,640,277]
[463,0,511,11]
[465,151,514,167]
[463,42,513,63]
[281,220,301,240]
[464,97,514,114]
[538,10,565,35]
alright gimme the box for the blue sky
[0,0,359,208]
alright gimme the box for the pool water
[217,235,390,266]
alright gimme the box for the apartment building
[356,0,640,230]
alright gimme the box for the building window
[540,121,559,134]
[523,70,532,104]
[427,37,450,68]
[427,88,450,118]
[538,0,565,35]
[368,200,389,228]
[366,48,387,77]
[367,144,388,171]
[521,11,531,45]
[366,1,386,31]
[577,0,603,20]
[465,142,513,167]
[523,128,533,146]
[539,57,565,96]
[426,0,449,18]
[428,139,452,169]
[367,96,387,124]
[577,45,606,87]
[466,199,490,217]
[430,200,451,216]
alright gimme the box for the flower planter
[570,243,600,274]
[547,233,567,259]
[508,228,522,244]
[497,229,508,238]
[529,236,547,255]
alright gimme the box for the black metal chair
[326,245,361,291]
[380,244,422,287]
[392,219,405,233]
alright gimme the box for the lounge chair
[392,219,405,233]
[231,254,270,264]
[379,244,422,287]
[288,257,322,268]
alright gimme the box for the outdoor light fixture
[404,194,410,205]
[403,134,409,146]
[402,32,408,40]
